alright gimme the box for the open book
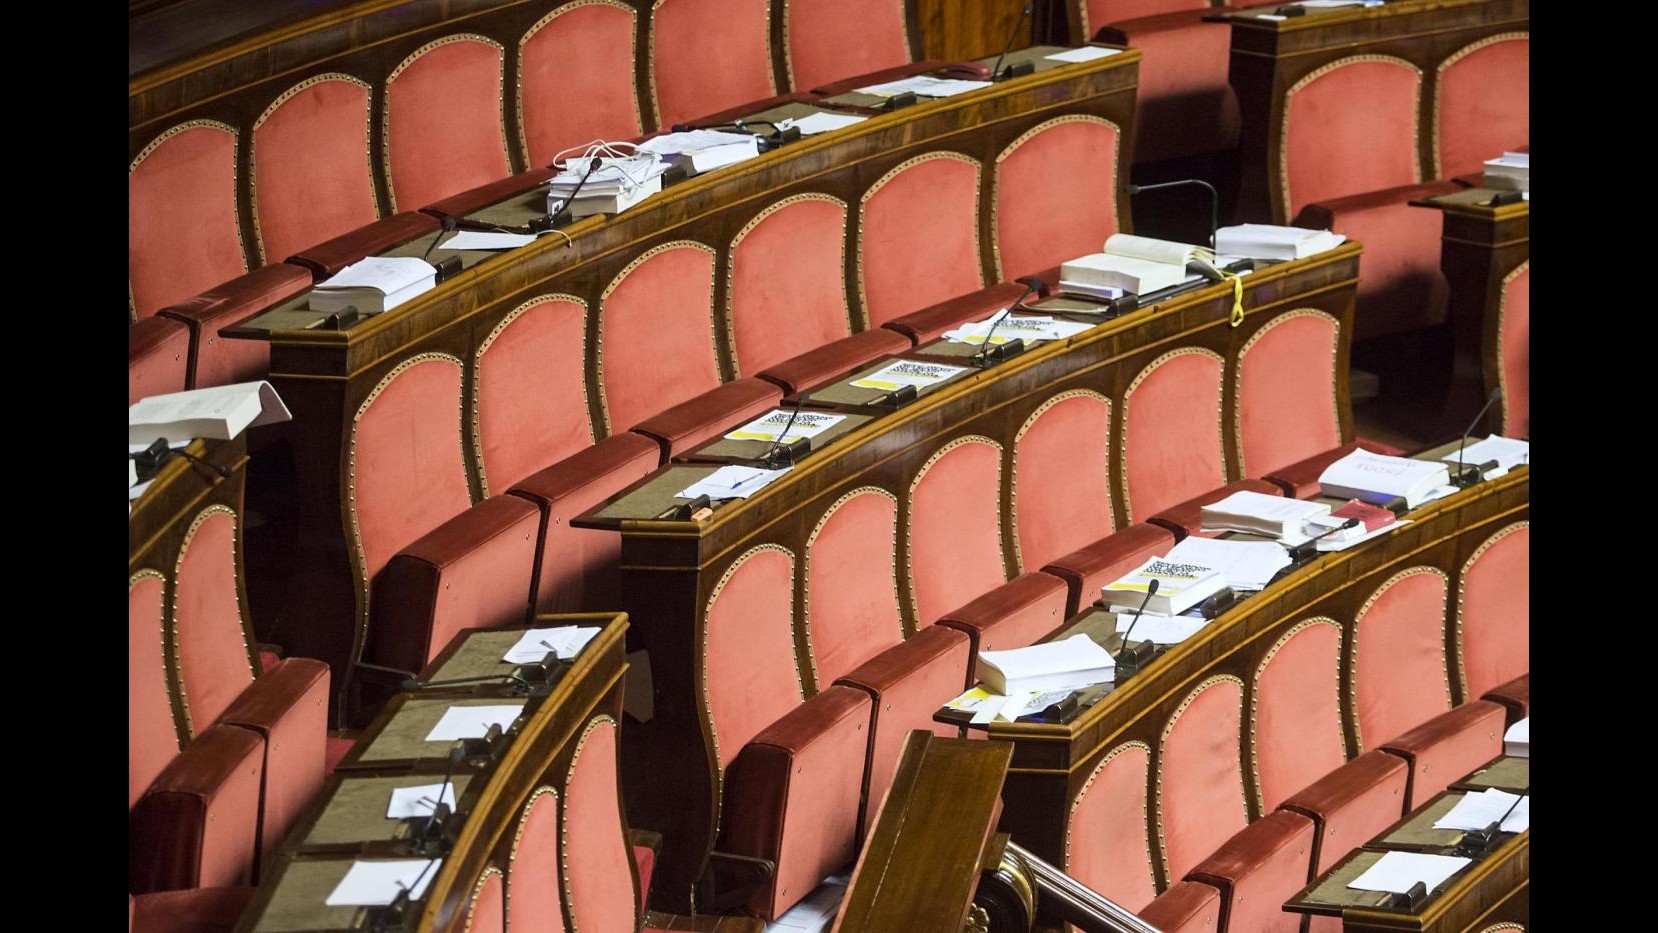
[1060,234,1217,294]
[129,381,292,446]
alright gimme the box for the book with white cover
[1199,489,1330,539]
[1166,536,1292,591]
[311,257,437,314]
[1099,556,1227,616]
[129,381,293,446]
[974,634,1115,695]
[1214,224,1345,260]
[1318,449,1450,508]
[1059,234,1215,294]
[1483,152,1529,191]
[1504,717,1528,758]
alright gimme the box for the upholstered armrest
[155,263,314,389]
[1040,523,1177,617]
[882,281,1031,344]
[129,887,257,933]
[1147,478,1283,540]
[364,495,542,674]
[218,657,331,866]
[1480,673,1530,724]
[629,377,782,457]
[720,686,872,920]
[1378,700,1507,809]
[286,211,442,278]
[1279,750,1408,873]
[420,167,559,220]
[1185,810,1315,933]
[129,724,265,892]
[936,571,1070,654]
[1137,880,1222,933]
[129,316,191,404]
[755,329,913,394]
[1292,180,1463,231]
[809,60,947,96]
[1261,439,1397,498]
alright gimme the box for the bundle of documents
[129,381,292,445]
[638,129,759,174]
[438,230,537,251]
[1441,436,1529,477]
[854,74,991,98]
[1346,852,1471,896]
[974,634,1115,695]
[724,410,846,443]
[848,360,966,392]
[776,112,867,136]
[1432,788,1528,834]
[674,464,791,501]
[1166,536,1292,592]
[1214,223,1345,260]
[942,310,1094,346]
[1100,556,1227,616]
[547,154,667,218]
[1504,717,1528,758]
[311,256,436,314]
[1482,152,1529,192]
[1059,234,1215,294]
[1199,489,1330,539]
[1319,449,1452,509]
[1304,499,1396,545]
[502,625,602,664]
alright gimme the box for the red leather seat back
[805,487,905,688]
[1456,523,1529,702]
[1283,57,1421,217]
[1066,741,1157,912]
[1121,348,1225,523]
[704,546,804,773]
[1498,263,1529,438]
[561,716,639,930]
[858,153,985,328]
[172,505,257,733]
[129,122,247,318]
[474,295,594,495]
[1252,619,1346,813]
[252,74,381,264]
[518,2,643,167]
[597,242,721,433]
[384,36,511,212]
[906,437,1007,627]
[785,0,912,91]
[728,195,853,377]
[1157,675,1247,883]
[1434,34,1529,180]
[993,116,1121,280]
[649,0,776,128]
[462,867,506,933]
[1352,567,1452,750]
[1013,390,1115,572]
[508,788,568,932]
[129,316,192,404]
[130,570,182,810]
[1236,309,1343,480]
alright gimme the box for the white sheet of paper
[1347,851,1471,895]
[128,438,191,455]
[675,465,792,501]
[779,112,868,136]
[970,694,1010,724]
[385,782,459,819]
[316,257,437,293]
[638,129,757,153]
[1442,436,1529,472]
[1432,788,1529,833]
[424,704,524,742]
[1115,612,1209,646]
[1045,46,1123,63]
[766,874,849,932]
[1505,717,1528,745]
[129,480,154,501]
[855,75,991,98]
[724,410,847,443]
[943,311,1094,346]
[325,859,443,906]
[1166,537,1292,591]
[849,360,967,391]
[129,459,138,488]
[502,626,602,664]
[440,231,536,251]
[1316,519,1410,552]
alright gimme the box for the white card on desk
[779,112,867,135]
[1347,851,1471,895]
[674,465,792,501]
[502,626,602,664]
[440,231,536,251]
[1432,788,1529,834]
[424,703,524,742]
[1045,46,1122,63]
[325,859,442,906]
[385,782,459,819]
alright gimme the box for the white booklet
[1504,717,1528,758]
[1060,233,1215,294]
[849,360,967,391]
[1166,537,1292,591]
[724,410,846,443]
[129,381,292,446]
[439,231,536,251]
[943,310,1094,346]
[1432,788,1528,834]
[1099,556,1227,617]
[1045,46,1122,63]
[1199,489,1330,540]
[975,634,1115,695]
[855,75,991,98]
[1318,449,1450,509]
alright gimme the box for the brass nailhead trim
[1348,566,1451,752]
[802,486,902,688]
[1430,33,1529,181]
[595,240,718,434]
[250,73,377,265]
[1120,347,1225,524]
[1154,674,1246,885]
[648,0,776,129]
[989,114,1122,282]
[129,120,248,320]
[1233,309,1341,478]
[1011,389,1113,572]
[517,0,642,166]
[1280,56,1421,221]
[169,504,255,738]
[1248,617,1344,815]
[561,715,620,933]
[904,435,1006,626]
[725,193,851,375]
[383,34,509,215]
[131,568,185,750]
[463,866,504,933]
[472,294,591,496]
[506,784,558,921]
[1066,740,1153,886]
[1453,521,1529,702]
[1495,261,1528,437]
[857,151,985,329]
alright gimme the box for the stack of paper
[1215,224,1345,260]
[502,626,603,664]
[638,129,760,174]
[326,859,442,906]
[1199,489,1330,540]
[1346,851,1471,895]
[855,75,991,98]
[674,465,791,501]
[974,634,1115,695]
[777,112,867,136]
[1319,449,1452,509]
[1504,717,1528,758]
[1166,537,1292,591]
[548,155,668,218]
[1483,152,1529,192]
[1432,788,1528,834]
[724,410,846,443]
[1441,436,1529,477]
[439,231,537,251]
[129,382,292,446]
[942,310,1094,346]
[312,257,437,315]
[424,704,525,742]
[1100,557,1227,616]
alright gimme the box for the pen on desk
[540,640,559,656]
[728,471,767,490]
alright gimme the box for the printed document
[424,704,525,742]
[503,626,602,664]
[725,410,847,443]
[849,360,967,391]
[674,465,792,500]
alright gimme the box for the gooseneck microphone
[1114,579,1158,666]
[990,4,1036,82]
[1451,387,1504,488]
[417,742,466,843]
[421,216,458,264]
[760,393,813,467]
[1126,180,1221,248]
[972,280,1040,368]
[1285,517,1361,562]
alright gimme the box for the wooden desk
[1408,188,1529,437]
[129,436,248,577]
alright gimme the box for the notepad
[1432,788,1529,834]
[502,626,602,665]
[439,231,536,251]
[385,782,459,819]
[1166,537,1292,591]
[1347,851,1471,895]
[848,360,967,391]
[778,112,867,135]
[1045,46,1123,63]
[1442,436,1529,476]
[325,859,442,906]
[423,704,524,742]
[1214,224,1345,260]
[724,410,846,443]
[129,381,292,446]
[674,465,791,501]
[1060,234,1215,294]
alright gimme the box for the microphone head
[1021,2,1033,13]
[1145,579,1160,595]
[447,742,466,762]
[1489,387,1503,401]
[1341,518,1361,530]
[399,679,423,691]
[441,216,458,232]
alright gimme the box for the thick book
[1503,717,1528,758]
[1215,223,1345,260]
[1482,152,1529,192]
[974,634,1115,696]
[1099,556,1228,617]
[1059,234,1214,294]
[1318,449,1450,509]
[129,381,292,446]
[1200,489,1330,539]
[310,257,437,315]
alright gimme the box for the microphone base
[1448,460,1499,489]
[994,60,1035,81]
[972,338,1027,368]
[758,436,811,467]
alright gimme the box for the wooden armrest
[695,851,776,916]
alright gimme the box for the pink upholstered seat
[1186,809,1315,933]
[1120,347,1226,524]
[936,572,1070,654]
[1252,619,1346,814]
[906,437,1008,627]
[462,868,506,933]
[508,788,567,932]
[1281,750,1408,875]
[1138,879,1222,933]
[473,295,597,496]
[129,887,256,933]
[597,241,726,435]
[804,488,906,688]
[1158,675,1248,883]
[251,74,381,265]
[1067,742,1157,912]
[1235,309,1344,481]
[285,211,442,279]
[129,724,265,892]
[1434,35,1529,180]
[155,263,314,390]
[1351,567,1453,754]
[1041,522,1178,617]
[705,546,805,777]
[1012,390,1115,572]
[518,2,643,167]
[507,435,662,613]
[834,626,972,837]
[130,571,183,811]
[1091,6,1239,163]
[563,717,641,930]
[130,121,248,320]
[649,0,776,129]
[1457,523,1529,703]
[728,195,855,378]
[858,153,986,329]
[992,116,1121,280]
[384,36,511,213]
[1379,701,1506,809]
[784,0,913,92]
[1498,263,1529,437]
[130,316,191,404]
